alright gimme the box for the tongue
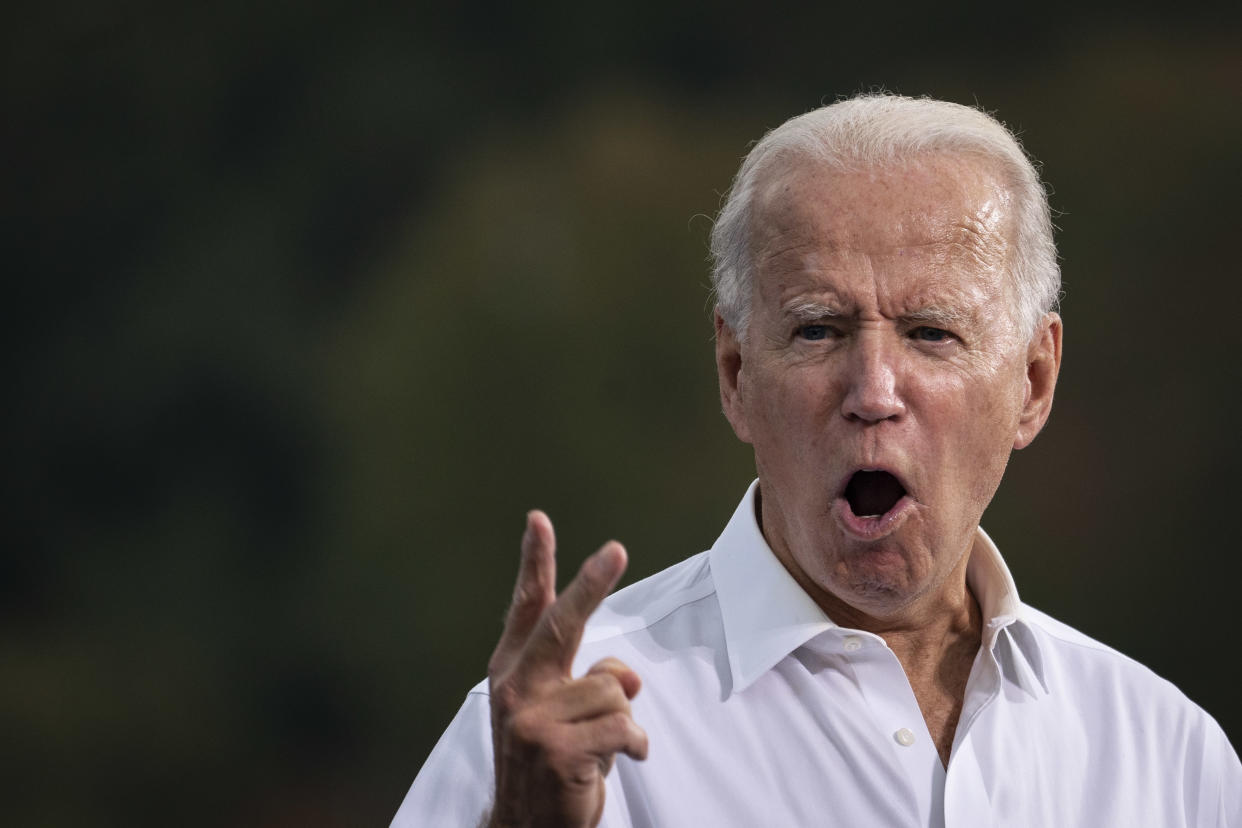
[845,471,905,517]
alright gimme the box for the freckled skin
[717,152,1061,645]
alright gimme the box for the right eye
[798,324,831,341]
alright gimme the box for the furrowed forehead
[776,284,995,324]
[751,152,1016,248]
[750,154,1018,322]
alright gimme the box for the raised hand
[486,511,648,828]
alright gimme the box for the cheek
[750,364,839,435]
[924,380,1023,502]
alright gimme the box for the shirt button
[894,728,916,747]
[843,636,863,652]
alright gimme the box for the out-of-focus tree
[3,2,1238,824]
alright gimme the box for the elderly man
[394,95,1242,827]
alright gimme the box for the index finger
[522,541,627,680]
[491,511,558,673]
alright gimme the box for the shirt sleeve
[1212,722,1242,827]
[391,689,495,828]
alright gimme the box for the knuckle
[489,677,523,714]
[549,738,602,781]
[603,711,632,739]
[508,707,545,744]
[548,743,597,787]
[594,656,624,673]
[565,758,598,788]
[586,672,626,707]
[509,582,536,610]
[587,669,619,688]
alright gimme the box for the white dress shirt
[395,481,1242,827]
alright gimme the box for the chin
[844,571,915,602]
[833,550,927,606]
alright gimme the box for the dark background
[6,3,1240,826]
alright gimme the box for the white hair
[709,94,1060,341]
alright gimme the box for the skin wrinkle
[753,154,1018,331]
[767,280,1008,379]
[716,151,1063,766]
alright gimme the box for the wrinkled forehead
[752,151,1015,250]
[748,152,1020,314]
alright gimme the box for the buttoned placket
[942,623,1009,827]
[806,629,948,826]
[805,624,1018,828]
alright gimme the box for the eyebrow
[783,301,844,322]
[781,301,973,327]
[903,305,971,327]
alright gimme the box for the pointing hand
[486,511,648,828]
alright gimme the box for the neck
[770,532,983,666]
[819,564,982,658]
[752,487,985,665]
[864,584,982,674]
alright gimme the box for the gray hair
[709,94,1060,341]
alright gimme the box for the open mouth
[843,470,907,518]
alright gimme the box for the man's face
[717,154,1060,621]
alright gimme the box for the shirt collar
[968,526,1048,698]
[709,480,1047,698]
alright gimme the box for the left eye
[912,326,951,342]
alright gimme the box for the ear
[1014,312,1062,450]
[715,308,753,444]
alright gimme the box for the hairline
[749,148,1028,337]
[709,95,1061,347]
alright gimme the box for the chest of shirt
[594,634,1194,828]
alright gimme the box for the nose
[841,331,906,423]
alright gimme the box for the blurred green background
[5,3,1241,825]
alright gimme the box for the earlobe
[715,309,752,444]
[1014,312,1063,450]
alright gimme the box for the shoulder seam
[1019,607,1150,671]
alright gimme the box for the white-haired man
[394,95,1242,827]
